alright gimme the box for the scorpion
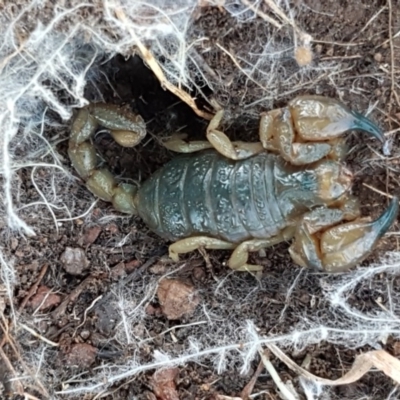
[68,95,398,272]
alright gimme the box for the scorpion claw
[320,197,398,272]
[259,96,384,165]
[290,197,399,272]
[289,95,384,142]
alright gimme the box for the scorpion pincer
[68,96,398,272]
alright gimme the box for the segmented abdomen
[136,151,285,243]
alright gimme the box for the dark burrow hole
[80,54,211,181]
[77,53,262,183]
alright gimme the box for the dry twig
[18,323,59,347]
[19,264,48,311]
[362,183,396,200]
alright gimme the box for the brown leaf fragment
[267,344,400,386]
[110,262,126,280]
[81,226,102,246]
[145,304,161,316]
[150,368,179,400]
[28,286,61,311]
[157,279,200,320]
[60,247,89,275]
[125,258,141,272]
[105,223,119,234]
[64,343,97,369]
[111,259,141,280]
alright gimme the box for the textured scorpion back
[136,151,286,243]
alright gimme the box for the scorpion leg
[164,111,264,159]
[169,236,236,262]
[206,110,264,160]
[163,133,214,153]
[166,96,383,163]
[289,197,398,272]
[68,103,146,214]
[259,95,384,165]
[169,230,294,272]
[228,228,294,271]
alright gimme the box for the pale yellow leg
[206,110,263,160]
[110,130,146,147]
[163,133,214,153]
[229,229,294,271]
[169,236,235,262]
[164,128,263,159]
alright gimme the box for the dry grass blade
[258,347,300,400]
[362,183,397,200]
[267,344,400,385]
[0,316,49,398]
[263,0,308,41]
[0,346,24,396]
[18,264,48,311]
[18,323,59,347]
[241,0,282,29]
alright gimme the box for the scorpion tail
[320,197,399,272]
[69,104,145,215]
[83,169,139,215]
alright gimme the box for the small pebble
[374,52,383,62]
[157,279,200,320]
[295,46,313,66]
[60,247,89,275]
[80,330,90,340]
[10,238,18,250]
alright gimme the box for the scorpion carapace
[68,95,398,272]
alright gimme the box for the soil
[1,1,400,399]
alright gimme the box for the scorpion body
[137,151,342,243]
[68,96,398,272]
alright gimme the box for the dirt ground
[1,1,400,399]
